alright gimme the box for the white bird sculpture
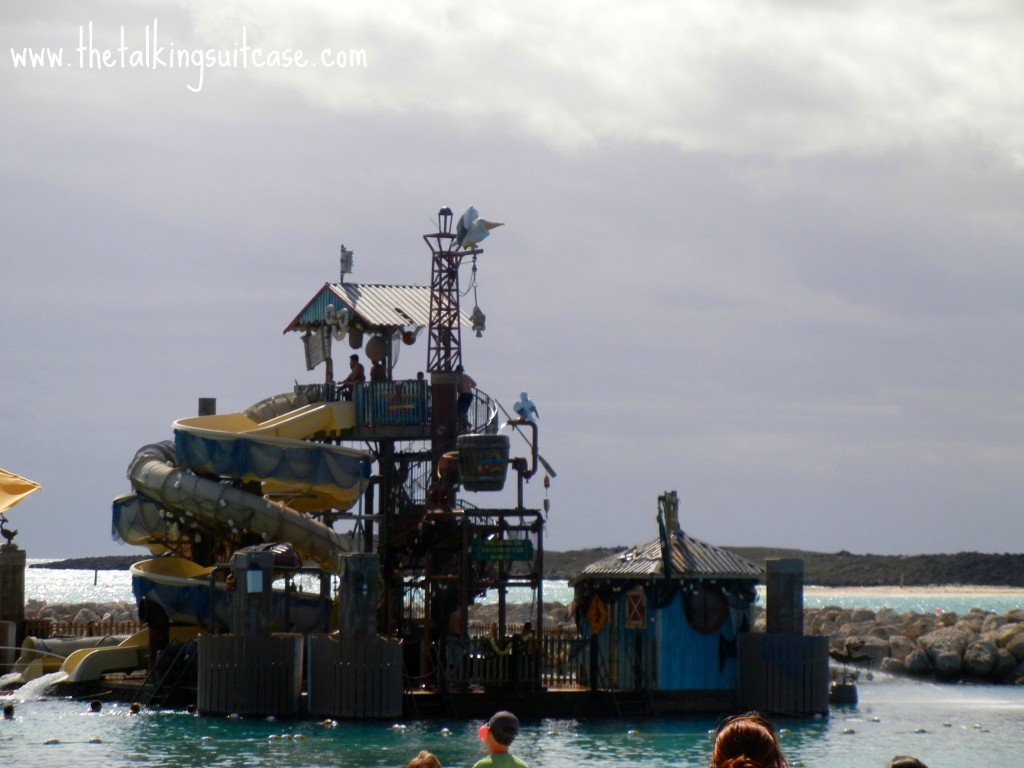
[513,391,539,421]
[456,205,504,249]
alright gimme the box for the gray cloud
[2,1,1022,558]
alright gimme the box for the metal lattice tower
[424,209,482,373]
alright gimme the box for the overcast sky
[2,1,1023,560]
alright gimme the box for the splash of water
[10,670,68,701]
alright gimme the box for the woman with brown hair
[405,751,442,768]
[711,712,788,768]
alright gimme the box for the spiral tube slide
[115,392,373,571]
[173,402,369,514]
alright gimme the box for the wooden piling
[306,635,403,719]
[197,633,303,717]
[0,545,25,646]
[737,632,829,716]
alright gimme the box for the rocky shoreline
[25,599,139,625]
[23,599,576,632]
[781,604,1024,685]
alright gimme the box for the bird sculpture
[513,391,539,421]
[0,514,17,545]
[456,206,504,249]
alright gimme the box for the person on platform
[473,710,528,768]
[456,365,476,432]
[339,354,366,400]
[515,621,537,654]
[710,712,788,768]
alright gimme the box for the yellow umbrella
[0,467,42,515]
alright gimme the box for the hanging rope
[461,254,479,298]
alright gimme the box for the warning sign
[586,595,608,635]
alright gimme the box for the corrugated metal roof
[284,282,472,333]
[571,533,763,584]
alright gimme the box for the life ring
[487,635,512,656]
[684,583,729,634]
[324,304,350,340]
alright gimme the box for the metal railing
[443,626,588,690]
[355,380,430,426]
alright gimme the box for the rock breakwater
[23,599,576,631]
[769,604,1024,684]
[25,599,139,625]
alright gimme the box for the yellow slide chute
[114,391,372,571]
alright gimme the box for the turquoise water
[2,678,1023,768]
[14,565,1024,767]
[800,588,1024,616]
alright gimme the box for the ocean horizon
[23,559,1024,616]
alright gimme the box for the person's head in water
[886,758,928,768]
[711,712,787,768]
[479,710,519,752]
[406,751,442,768]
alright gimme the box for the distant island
[32,547,1024,587]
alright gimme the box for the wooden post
[738,633,829,716]
[231,551,275,635]
[197,634,303,717]
[766,558,804,635]
[0,545,26,646]
[338,553,380,639]
[306,635,403,719]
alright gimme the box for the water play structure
[5,208,827,718]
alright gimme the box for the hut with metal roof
[284,279,468,381]
[570,491,762,699]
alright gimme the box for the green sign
[471,538,535,562]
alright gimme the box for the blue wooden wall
[582,582,754,692]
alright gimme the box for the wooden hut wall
[609,590,656,690]
[654,589,738,690]
[577,578,755,693]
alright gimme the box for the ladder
[134,639,198,708]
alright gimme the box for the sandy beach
[806,584,1024,598]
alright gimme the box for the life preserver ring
[684,583,729,634]
[487,635,512,656]
[324,304,350,340]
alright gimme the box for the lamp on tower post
[438,206,453,235]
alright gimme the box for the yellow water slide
[114,391,372,571]
[60,627,198,683]
[7,628,199,685]
[173,398,362,512]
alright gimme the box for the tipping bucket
[456,434,511,491]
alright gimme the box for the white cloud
[163,1,1024,158]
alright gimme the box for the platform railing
[443,627,587,690]
[299,378,500,435]
[355,380,430,426]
